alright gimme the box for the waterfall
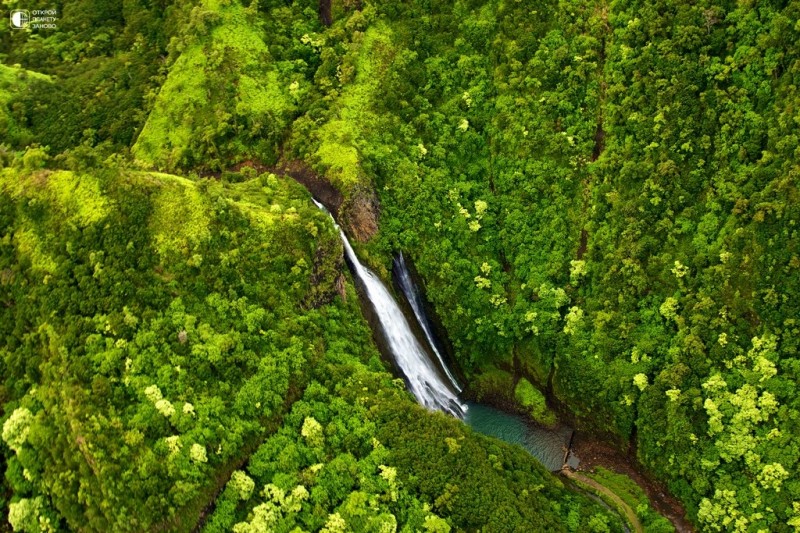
[313,200,466,418]
[393,253,463,392]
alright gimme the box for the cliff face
[275,160,344,216]
[276,161,378,243]
[342,186,379,242]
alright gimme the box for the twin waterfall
[313,199,578,472]
[314,200,466,418]
[393,253,463,393]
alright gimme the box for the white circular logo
[10,10,30,29]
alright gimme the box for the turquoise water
[465,402,578,471]
[372,248,580,471]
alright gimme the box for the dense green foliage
[204,367,617,532]
[0,0,187,155]
[132,0,322,171]
[0,157,614,530]
[274,0,800,530]
[2,0,799,530]
[0,162,348,530]
[585,467,673,533]
[514,378,557,427]
[0,65,49,148]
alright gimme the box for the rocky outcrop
[276,160,378,242]
[341,185,379,242]
[274,160,344,216]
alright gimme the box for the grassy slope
[132,0,300,172]
[584,467,674,532]
[562,469,644,533]
[0,65,50,147]
[0,165,343,531]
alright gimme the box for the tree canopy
[2,0,799,530]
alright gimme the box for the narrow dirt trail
[561,467,644,533]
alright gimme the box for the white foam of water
[394,252,463,392]
[313,199,466,418]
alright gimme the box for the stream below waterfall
[465,403,580,472]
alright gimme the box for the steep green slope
[279,0,800,530]
[0,65,49,148]
[0,162,346,530]
[0,158,616,531]
[0,0,185,155]
[565,3,800,528]
[132,0,321,172]
[2,0,799,530]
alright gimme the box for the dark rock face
[277,160,378,243]
[275,160,344,216]
[342,186,379,242]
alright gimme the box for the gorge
[2,0,798,531]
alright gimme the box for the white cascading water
[313,200,466,418]
[394,252,463,392]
